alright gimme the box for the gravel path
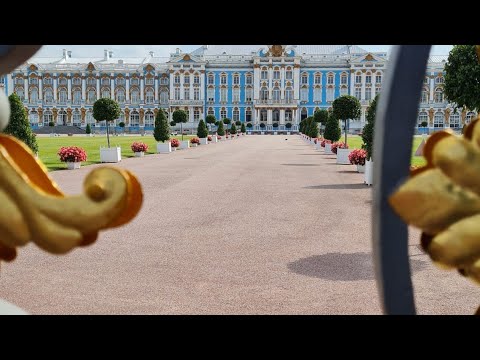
[1,135,478,314]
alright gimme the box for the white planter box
[199,137,208,145]
[171,147,177,151]
[179,140,190,149]
[365,160,373,186]
[274,131,278,135]
[261,131,265,135]
[66,161,81,170]
[86,134,92,137]
[336,148,353,165]
[100,146,121,163]
[315,142,321,150]
[210,135,218,143]
[156,142,172,154]
[191,143,198,147]
[134,151,144,157]
[357,164,365,173]
[287,132,291,135]
[324,143,333,154]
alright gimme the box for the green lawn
[37,134,194,171]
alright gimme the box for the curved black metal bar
[0,45,42,76]
[372,45,432,315]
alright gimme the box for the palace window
[43,110,52,126]
[286,68,293,80]
[285,87,293,103]
[261,68,268,80]
[15,87,24,101]
[160,90,169,103]
[101,77,109,86]
[194,75,200,84]
[273,68,280,80]
[29,88,38,103]
[355,74,362,83]
[233,74,240,85]
[101,88,110,99]
[466,112,476,124]
[435,88,443,103]
[220,87,227,102]
[184,75,190,85]
[260,87,268,101]
[300,87,308,102]
[285,109,292,122]
[434,112,444,128]
[220,108,227,120]
[174,75,180,84]
[207,87,214,102]
[341,74,348,85]
[327,74,334,85]
[131,77,139,86]
[245,87,252,102]
[301,73,308,85]
[87,89,96,104]
[194,109,200,121]
[421,90,428,103]
[58,110,67,125]
[418,111,428,126]
[86,77,95,86]
[72,77,81,86]
[273,109,279,122]
[72,110,81,126]
[435,76,444,84]
[221,74,227,85]
[365,74,371,84]
[174,87,180,100]
[131,89,140,104]
[115,88,125,103]
[145,88,154,104]
[327,87,334,102]
[314,73,321,85]
[130,111,140,126]
[260,109,267,121]
[233,87,240,102]
[449,113,460,128]
[246,108,252,122]
[29,110,38,125]
[145,111,154,126]
[355,87,361,99]
[194,87,200,100]
[246,74,252,85]
[184,87,190,100]
[208,74,214,85]
[73,89,82,104]
[29,77,38,85]
[365,87,372,101]
[58,77,67,86]
[44,77,53,85]
[375,86,381,96]
[145,77,154,85]
[272,87,280,102]
[208,108,214,116]
[340,86,348,96]
[301,108,308,120]
[314,87,322,102]
[58,89,67,104]
[116,77,125,86]
[376,74,382,83]
[160,76,168,85]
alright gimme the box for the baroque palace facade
[0,45,473,133]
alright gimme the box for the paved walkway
[1,135,479,314]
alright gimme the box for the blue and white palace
[0,45,472,133]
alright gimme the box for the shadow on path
[304,183,366,190]
[288,252,428,281]
[282,163,320,167]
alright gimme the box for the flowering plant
[131,142,148,153]
[331,141,349,154]
[348,148,367,165]
[171,138,180,148]
[190,137,200,144]
[208,135,212,141]
[57,146,87,163]
[320,139,331,148]
[217,136,222,140]
[226,134,230,138]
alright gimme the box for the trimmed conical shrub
[4,93,38,153]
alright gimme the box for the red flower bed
[320,139,331,147]
[331,141,349,154]
[348,148,367,165]
[190,137,200,144]
[208,135,212,141]
[131,142,148,153]
[57,146,87,163]
[171,138,180,148]
[217,136,222,140]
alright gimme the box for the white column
[268,66,273,99]
[67,74,72,100]
[53,74,58,101]
[255,108,259,124]
[200,72,205,101]
[189,107,194,122]
[126,74,130,101]
[81,73,86,100]
[180,72,184,100]
[96,74,100,99]
[254,66,260,99]
[154,77,159,102]
[293,67,300,99]
[39,77,43,100]
[110,74,115,99]
[169,71,174,100]
[267,109,272,124]
[280,109,285,124]
[361,72,366,100]
[429,76,434,101]
[280,67,285,100]
[24,74,28,100]
[350,71,355,96]
[140,77,144,102]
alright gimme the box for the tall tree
[323,113,341,142]
[172,109,188,141]
[217,121,225,136]
[197,119,208,138]
[241,123,246,133]
[332,95,361,146]
[314,109,329,135]
[444,45,480,112]
[92,98,121,148]
[3,93,38,153]
[230,122,237,134]
[205,114,216,134]
[361,95,379,161]
[154,108,170,143]
[305,116,318,138]
[85,123,91,134]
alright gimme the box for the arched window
[341,73,348,85]
[355,87,361,99]
[72,88,82,104]
[131,88,140,104]
[376,73,382,84]
[421,89,429,103]
[261,68,268,80]
[365,73,372,84]
[116,88,125,103]
[43,110,52,126]
[208,107,214,116]
[101,87,110,99]
[58,77,67,86]
[273,87,280,102]
[101,77,110,86]
[29,110,38,125]
[193,87,200,100]
[220,87,227,102]
[29,76,38,85]
[286,67,293,80]
[87,77,95,86]
[260,109,267,121]
[144,111,154,126]
[174,74,180,84]
[449,112,460,128]
[44,88,53,104]
[233,73,240,85]
[208,73,214,85]
[246,108,252,122]
[355,72,362,84]
[207,86,214,102]
[145,87,154,104]
[58,109,67,125]
[301,108,308,120]
[245,86,252,102]
[29,87,38,103]
[435,88,443,103]
[72,77,81,86]
[160,90,169,103]
[434,112,444,128]
[72,109,81,126]
[435,76,444,84]
[418,111,428,126]
[260,87,268,101]
[220,73,227,85]
[194,74,200,85]
[43,76,53,86]
[233,107,239,121]
[272,109,280,122]
[58,88,67,104]
[184,74,190,85]
[301,87,308,102]
[285,87,293,103]
[365,87,372,101]
[87,88,96,104]
[314,87,321,102]
[314,73,322,85]
[327,73,334,85]
[245,73,253,85]
[340,86,348,96]
[116,76,125,86]
[301,73,308,85]
[86,110,95,125]
[220,108,227,120]
[327,87,334,102]
[233,87,240,102]
[194,109,200,121]
[145,76,154,86]
[130,110,140,126]
[466,111,476,124]
[273,67,280,80]
[285,109,292,122]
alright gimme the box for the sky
[32,45,453,59]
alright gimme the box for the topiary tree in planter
[172,109,188,141]
[332,95,361,146]
[197,119,208,138]
[230,122,237,134]
[235,120,241,126]
[92,98,121,148]
[118,121,125,135]
[223,118,231,127]
[170,120,176,127]
[154,108,170,143]
[246,123,253,128]
[4,93,38,153]
[324,113,341,143]
[306,116,318,138]
[206,114,216,134]
[361,94,379,161]
[85,123,91,135]
[241,123,246,133]
[285,123,292,129]
[314,109,329,135]
[217,120,225,136]
[49,121,55,134]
